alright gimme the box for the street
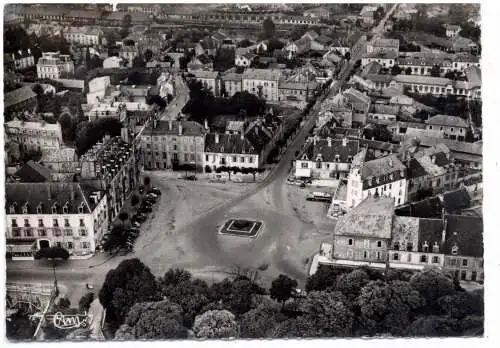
[159,73,189,120]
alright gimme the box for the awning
[6,239,36,253]
[295,168,311,178]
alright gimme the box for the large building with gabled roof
[5,182,108,260]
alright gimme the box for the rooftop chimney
[240,131,244,140]
[70,186,76,201]
[431,155,436,164]
[327,137,332,147]
[441,212,447,245]
[47,185,52,201]
[215,133,220,144]
[204,118,208,130]
[178,123,183,135]
[153,118,157,129]
[168,120,172,131]
[342,137,348,147]
[388,157,393,167]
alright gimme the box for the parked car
[138,206,152,213]
[148,187,161,195]
[131,221,141,228]
[299,182,306,188]
[144,196,157,204]
[147,193,158,199]
[133,214,146,223]
[138,185,145,194]
[185,175,197,181]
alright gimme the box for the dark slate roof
[145,120,206,136]
[14,161,53,183]
[205,133,258,155]
[442,188,471,213]
[5,183,103,215]
[196,54,213,65]
[4,86,37,109]
[200,37,217,50]
[417,218,444,252]
[443,215,483,257]
[359,139,400,153]
[301,138,360,163]
[407,158,428,179]
[244,124,271,153]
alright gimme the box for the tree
[143,49,154,62]
[391,65,402,75]
[407,315,460,337]
[270,274,297,310]
[98,258,160,324]
[239,301,287,338]
[146,95,167,110]
[75,117,122,155]
[300,291,354,336]
[238,39,252,48]
[306,265,344,292]
[132,56,146,68]
[271,316,317,338]
[430,64,441,77]
[102,225,129,252]
[262,17,276,39]
[78,292,95,312]
[159,269,212,328]
[192,310,239,339]
[335,269,369,300]
[32,83,44,96]
[34,246,70,293]
[118,212,129,226]
[409,269,455,309]
[437,291,483,320]
[119,14,132,38]
[227,277,266,315]
[357,280,425,336]
[58,112,75,142]
[115,300,188,339]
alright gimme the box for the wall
[333,235,389,263]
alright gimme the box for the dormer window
[389,174,393,181]
[335,155,340,162]
[451,245,459,255]
[37,204,43,214]
[9,205,16,214]
[376,177,380,184]
[393,242,400,250]
[432,242,439,253]
[51,205,57,214]
[423,241,429,253]
[63,205,69,214]
[348,156,353,163]
[406,242,413,251]
[78,204,84,214]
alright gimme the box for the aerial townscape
[4,3,483,341]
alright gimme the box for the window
[407,254,412,262]
[432,256,440,263]
[348,239,353,246]
[301,162,308,168]
[24,219,30,227]
[232,156,237,163]
[462,259,468,267]
[393,242,400,250]
[364,239,370,248]
[205,155,209,162]
[65,229,73,236]
[376,252,381,260]
[64,218,70,227]
[393,253,399,260]
[11,218,17,227]
[420,255,428,263]
[81,241,90,249]
[460,271,467,280]
[39,229,47,237]
[248,157,253,163]
[52,206,57,214]
[38,219,44,227]
[377,241,382,248]
[78,206,84,214]
[240,157,245,163]
[80,229,87,236]
[316,161,321,169]
[54,229,62,237]
[450,258,457,266]
[363,251,368,259]
[451,245,458,255]
[79,219,85,227]
[406,242,413,251]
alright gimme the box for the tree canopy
[75,117,122,155]
[99,258,160,324]
[262,17,276,39]
[192,310,239,339]
[270,274,297,310]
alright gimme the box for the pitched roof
[242,68,281,81]
[144,120,206,136]
[343,87,370,106]
[443,215,483,257]
[5,183,104,215]
[301,138,360,163]
[391,215,420,249]
[417,218,445,251]
[427,114,468,128]
[14,161,53,183]
[372,38,399,49]
[441,188,471,213]
[205,133,258,155]
[191,70,219,79]
[407,136,482,156]
[4,86,37,108]
[363,51,398,59]
[393,74,453,86]
[335,196,394,239]
[362,154,406,181]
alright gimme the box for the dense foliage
[98,261,483,339]
[75,117,122,155]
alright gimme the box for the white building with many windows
[36,52,74,79]
[63,27,102,46]
[242,68,281,101]
[6,183,108,260]
[347,150,408,208]
[5,120,63,152]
